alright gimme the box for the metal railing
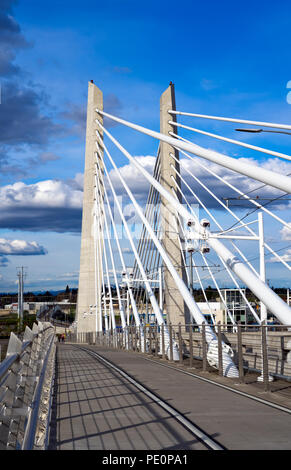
[0,322,56,450]
[69,322,291,391]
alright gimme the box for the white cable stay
[95,159,127,331]
[170,195,216,324]
[95,127,226,353]
[93,196,102,332]
[95,109,291,194]
[94,185,108,331]
[95,132,172,350]
[169,157,260,277]
[94,118,291,327]
[95,152,143,333]
[200,251,236,326]
[169,172,261,324]
[168,120,291,162]
[95,173,116,332]
[169,131,291,231]
[168,140,291,271]
[134,160,161,280]
[168,110,291,131]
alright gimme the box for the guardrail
[69,322,291,391]
[0,322,56,450]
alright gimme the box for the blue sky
[0,0,290,291]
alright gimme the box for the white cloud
[269,249,291,263]
[0,238,47,256]
[0,155,289,234]
[0,177,82,209]
[280,224,291,241]
[107,154,291,211]
[0,174,83,232]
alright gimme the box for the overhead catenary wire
[169,172,261,324]
[168,136,291,271]
[169,155,260,277]
[169,131,291,231]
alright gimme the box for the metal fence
[69,322,291,391]
[0,322,56,450]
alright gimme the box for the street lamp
[235,128,291,136]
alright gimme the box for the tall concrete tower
[160,83,189,326]
[77,82,103,333]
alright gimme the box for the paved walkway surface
[48,344,291,450]
[48,344,207,450]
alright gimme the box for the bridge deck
[48,343,291,450]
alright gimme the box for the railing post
[134,326,137,351]
[143,325,146,354]
[161,323,165,359]
[237,322,244,383]
[218,322,223,377]
[155,325,159,357]
[189,324,193,368]
[202,322,207,372]
[169,323,173,362]
[261,321,270,392]
[178,323,183,365]
[149,325,152,355]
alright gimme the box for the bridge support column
[160,83,189,326]
[77,81,103,333]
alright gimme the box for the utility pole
[17,267,26,332]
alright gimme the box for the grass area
[0,312,37,337]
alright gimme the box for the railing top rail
[22,333,55,450]
[0,323,55,381]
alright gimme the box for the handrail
[22,333,55,450]
[0,322,56,450]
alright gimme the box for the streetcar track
[74,345,226,451]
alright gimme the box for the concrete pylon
[77,81,103,333]
[160,83,189,326]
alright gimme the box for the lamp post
[235,128,291,136]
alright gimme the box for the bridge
[0,81,291,450]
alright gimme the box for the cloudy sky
[0,0,290,291]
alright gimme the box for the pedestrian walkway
[48,344,207,450]
[48,343,291,450]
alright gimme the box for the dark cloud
[0,207,82,233]
[0,1,64,171]
[0,81,63,146]
[28,152,61,167]
[61,93,123,136]
[0,0,29,77]
[104,93,123,128]
[0,255,9,267]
